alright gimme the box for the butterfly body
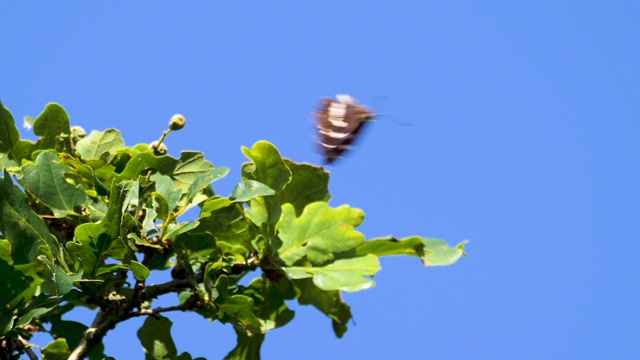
[315,94,376,164]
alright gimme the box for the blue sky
[2,2,639,359]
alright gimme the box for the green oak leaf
[285,254,380,292]
[0,170,65,267]
[0,239,11,261]
[275,202,365,265]
[231,180,275,202]
[0,100,20,169]
[241,141,291,194]
[138,316,196,360]
[39,255,82,296]
[199,196,233,218]
[70,181,132,276]
[163,151,221,193]
[218,295,276,335]
[112,150,171,182]
[183,166,229,205]
[422,238,468,266]
[279,160,330,216]
[351,236,468,266]
[151,173,182,215]
[128,260,150,281]
[224,327,264,360]
[49,318,106,357]
[244,277,295,329]
[351,236,426,258]
[75,129,125,162]
[14,295,62,328]
[174,231,217,260]
[19,151,86,216]
[32,103,72,152]
[294,278,351,338]
[0,258,35,320]
[242,141,292,238]
[163,220,199,243]
[42,338,70,360]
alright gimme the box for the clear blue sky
[2,2,639,359]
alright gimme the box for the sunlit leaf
[128,260,150,281]
[42,338,70,360]
[275,202,365,265]
[422,239,468,266]
[352,236,426,258]
[241,141,291,194]
[231,180,275,202]
[285,254,380,292]
[75,129,125,162]
[33,103,72,153]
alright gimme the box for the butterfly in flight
[315,94,376,164]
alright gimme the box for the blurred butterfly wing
[315,96,375,164]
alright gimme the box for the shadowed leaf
[137,316,196,360]
[19,151,86,216]
[0,170,65,266]
[279,160,330,216]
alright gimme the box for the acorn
[169,114,186,131]
[150,141,168,155]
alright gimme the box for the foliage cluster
[0,101,466,359]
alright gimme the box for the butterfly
[315,94,376,164]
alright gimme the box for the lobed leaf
[218,295,276,335]
[231,180,275,202]
[356,236,468,266]
[275,202,365,265]
[224,327,264,360]
[422,238,468,266]
[0,100,20,169]
[294,278,351,338]
[75,129,125,162]
[33,103,72,153]
[42,338,70,360]
[0,170,65,266]
[71,181,132,276]
[19,151,86,216]
[137,316,179,360]
[137,316,197,360]
[285,254,380,292]
[279,160,330,216]
[241,141,291,194]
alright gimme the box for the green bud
[169,114,186,131]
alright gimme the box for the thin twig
[127,305,188,319]
[18,336,38,360]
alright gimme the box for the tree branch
[68,274,202,359]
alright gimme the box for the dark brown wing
[315,97,375,164]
